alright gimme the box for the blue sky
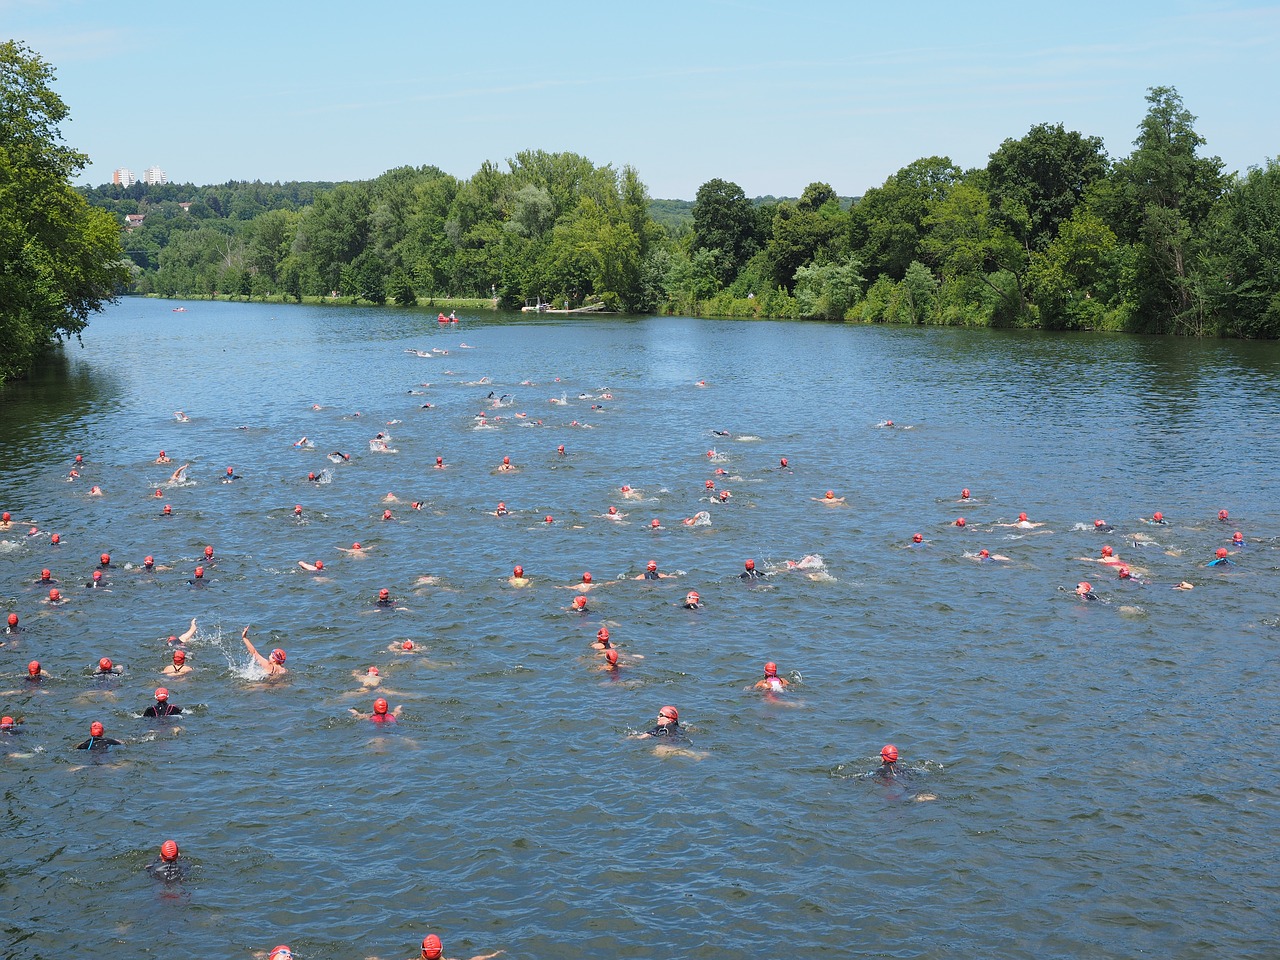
[7,0,1279,199]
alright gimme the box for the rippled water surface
[2,299,1278,960]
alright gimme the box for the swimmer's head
[647,561,657,572]
[650,518,660,528]
[367,666,379,675]
[269,947,292,960]
[1153,511,1163,522]
[513,565,524,578]
[75,454,83,463]
[706,450,715,459]
[1117,565,1131,579]
[98,656,114,672]
[961,489,970,499]
[582,572,592,583]
[557,445,565,454]
[160,840,179,862]
[41,568,51,580]
[90,721,104,737]
[685,591,700,605]
[7,613,17,628]
[421,935,443,960]
[719,490,730,501]
[502,456,510,465]
[162,505,171,516]
[168,635,177,645]
[49,588,60,602]
[1,512,8,522]
[607,506,617,515]
[314,560,324,570]
[308,473,316,481]
[154,687,169,702]
[1216,547,1228,559]
[269,648,286,664]
[436,457,443,466]
[705,480,715,489]
[544,515,554,524]
[204,546,214,558]
[158,451,166,458]
[0,716,13,731]
[1232,531,1243,543]
[825,490,835,500]
[172,650,186,665]
[572,595,587,609]
[100,552,110,566]
[956,518,966,527]
[979,549,989,558]
[880,744,898,763]
[294,504,303,515]
[597,627,610,643]
[373,698,389,716]
[658,705,678,722]
[92,570,102,582]
[1017,512,1028,522]
[382,509,392,520]
[1218,509,1229,521]
[605,649,619,665]
[1101,545,1113,557]
[402,640,414,651]
[352,543,361,550]
[193,566,204,579]
[154,488,163,498]
[912,533,923,543]
[1094,519,1105,528]
[226,467,234,476]
[620,485,631,493]
[1076,581,1092,595]
[28,660,40,676]
[51,532,60,542]
[144,556,154,568]
[780,458,788,468]
[378,588,390,601]
[745,559,755,571]
[764,661,778,677]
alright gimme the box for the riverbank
[145,293,500,311]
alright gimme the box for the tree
[1198,160,1280,337]
[793,255,864,319]
[692,178,759,285]
[849,157,961,281]
[987,123,1109,251]
[0,41,128,382]
[762,184,848,290]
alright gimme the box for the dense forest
[83,85,1280,339]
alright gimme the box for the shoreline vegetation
[6,34,1280,385]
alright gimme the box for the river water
[1,298,1277,960]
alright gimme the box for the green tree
[692,178,760,284]
[849,157,961,282]
[987,123,1109,251]
[0,41,128,382]
[763,183,847,290]
[793,255,864,319]
[1198,160,1280,337]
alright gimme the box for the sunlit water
[1,299,1278,960]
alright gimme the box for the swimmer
[1093,519,1114,533]
[1075,581,1102,602]
[560,571,605,593]
[813,490,845,505]
[908,533,926,547]
[143,687,182,718]
[162,649,193,677]
[509,565,530,587]
[367,933,502,960]
[492,502,509,517]
[353,666,382,688]
[968,548,1011,562]
[375,588,396,608]
[954,517,967,528]
[161,504,172,516]
[388,639,420,654]
[4,613,19,635]
[2,715,24,735]
[875,744,899,779]
[1078,545,1121,565]
[620,485,643,500]
[557,444,566,456]
[496,456,515,472]
[959,488,971,501]
[293,436,310,448]
[338,542,370,558]
[328,451,351,463]
[174,411,189,422]
[434,456,446,469]
[88,485,103,496]
[1143,511,1167,525]
[569,595,590,612]
[592,627,613,651]
[717,490,732,503]
[350,697,402,722]
[242,627,288,678]
[36,568,55,584]
[154,451,171,464]
[298,560,325,573]
[598,648,621,673]
[0,511,9,529]
[187,565,207,587]
[172,617,198,646]
[994,512,1045,529]
[753,661,790,692]
[46,588,64,605]
[682,590,701,609]
[1206,547,1234,567]
[27,660,49,682]
[75,720,124,751]
[779,457,790,470]
[783,554,824,571]
[740,559,767,580]
[1115,564,1145,584]
[147,840,188,882]
[635,560,674,580]
[602,506,626,521]
[649,518,663,530]
[95,657,123,676]
[630,705,688,741]
[222,466,239,482]
[712,429,731,437]
[1230,531,1245,547]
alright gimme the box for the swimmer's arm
[179,618,198,643]
[241,627,268,668]
[467,951,504,960]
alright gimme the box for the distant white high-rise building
[113,167,137,186]
[143,166,168,185]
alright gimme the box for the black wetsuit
[643,571,660,580]
[646,722,688,741]
[739,570,766,580]
[75,736,124,751]
[147,860,188,882]
[143,702,182,718]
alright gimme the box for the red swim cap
[373,698,388,715]
[270,649,286,664]
[557,445,565,454]
[28,660,40,676]
[607,506,617,515]
[160,840,179,861]
[705,480,715,489]
[764,661,777,676]
[421,935,443,960]
[51,532,61,542]
[1017,512,1028,522]
[1218,509,1229,520]
[315,560,324,570]
[881,744,898,762]
[502,456,510,465]
[162,506,171,515]
[90,721,105,737]
[582,572,592,583]
[1094,519,1104,528]
[194,566,204,578]
[144,556,153,566]
[154,488,163,498]
[605,649,619,665]
[719,490,730,500]
[41,568,51,579]
[745,559,755,570]
[685,591,699,604]
[1233,532,1243,542]
[226,467,234,475]
[979,549,990,558]
[7,613,17,627]
[1153,511,1163,522]
[99,657,113,671]
[75,455,82,463]
[1,512,8,521]
[269,947,292,960]
[155,687,169,701]
[961,489,970,499]
[572,595,587,609]
[647,561,657,571]
[402,640,414,650]
[1101,545,1113,557]
[0,716,12,730]
[100,553,110,565]
[912,533,923,543]
[308,473,316,481]
[294,504,303,514]
[1078,581,1093,593]
[780,458,788,467]
[1117,565,1130,578]
[352,543,361,550]
[92,570,102,581]
[368,666,379,675]
[173,650,186,664]
[379,588,390,600]
[650,518,660,528]
[204,546,214,558]
[706,450,715,458]
[658,705,678,721]
[49,588,60,601]
[1216,547,1228,558]
[513,565,523,577]
[383,510,392,520]
[956,518,966,527]
[825,490,835,499]
[597,627,610,641]
[544,515,553,523]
